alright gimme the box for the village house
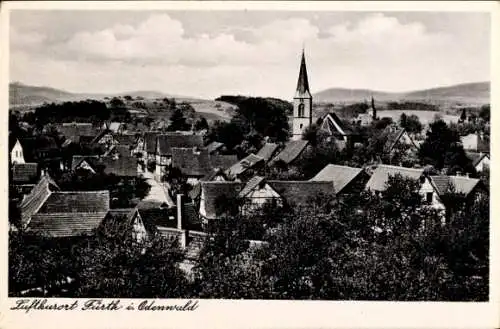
[460,131,489,153]
[238,176,283,215]
[205,141,226,155]
[309,164,370,195]
[226,153,265,181]
[466,151,490,172]
[352,97,378,126]
[154,133,204,179]
[15,173,110,237]
[72,155,138,180]
[56,122,98,144]
[382,127,420,165]
[270,140,310,168]
[256,142,280,163]
[199,181,245,220]
[101,208,151,244]
[318,113,361,149]
[267,180,335,207]
[102,121,127,134]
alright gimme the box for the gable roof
[171,147,211,177]
[267,181,334,206]
[226,153,264,177]
[206,141,225,154]
[157,134,204,156]
[57,123,97,143]
[271,140,309,165]
[256,142,279,162]
[11,163,39,184]
[38,190,110,213]
[71,155,100,171]
[465,151,489,167]
[200,181,245,219]
[25,189,110,237]
[430,175,482,197]
[321,113,354,136]
[114,134,137,146]
[18,174,60,226]
[365,164,425,192]
[238,176,266,198]
[310,164,365,194]
[103,144,131,158]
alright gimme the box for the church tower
[292,49,313,140]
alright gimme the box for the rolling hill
[313,82,490,105]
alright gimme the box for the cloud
[9,12,490,98]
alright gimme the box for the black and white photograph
[6,3,493,305]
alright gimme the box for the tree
[194,117,209,131]
[479,104,490,122]
[399,113,423,135]
[110,97,126,109]
[460,108,467,122]
[167,109,190,131]
[418,119,473,173]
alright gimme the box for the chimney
[456,171,462,177]
[176,194,184,230]
[465,172,470,178]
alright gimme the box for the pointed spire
[295,48,311,98]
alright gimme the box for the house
[103,122,127,134]
[267,180,335,207]
[103,144,132,158]
[383,127,419,165]
[310,164,369,195]
[365,164,425,193]
[270,140,309,166]
[466,151,490,172]
[101,208,150,244]
[10,138,25,164]
[238,176,282,215]
[319,113,361,148]
[19,137,59,161]
[144,132,161,161]
[460,132,489,153]
[226,153,265,181]
[71,155,100,172]
[72,155,138,178]
[114,134,138,148]
[57,122,97,144]
[256,142,279,162]
[199,181,245,220]
[155,133,204,179]
[209,154,238,171]
[206,141,226,155]
[171,147,212,185]
[352,97,378,126]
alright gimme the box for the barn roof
[430,175,482,197]
[57,123,97,143]
[171,147,211,177]
[97,156,137,177]
[157,134,204,156]
[267,181,334,206]
[365,164,424,192]
[38,190,110,213]
[310,164,365,194]
[256,142,279,162]
[226,153,264,177]
[209,154,238,171]
[271,140,309,165]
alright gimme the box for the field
[376,110,460,125]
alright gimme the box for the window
[298,103,305,117]
[300,124,303,129]
[426,192,433,203]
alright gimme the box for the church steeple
[295,49,311,98]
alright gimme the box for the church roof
[295,50,311,98]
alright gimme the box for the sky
[9,10,491,100]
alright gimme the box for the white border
[1,2,499,329]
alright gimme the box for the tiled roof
[310,164,364,194]
[157,134,204,156]
[29,212,109,238]
[171,147,211,177]
[206,141,225,154]
[57,123,97,143]
[71,155,100,171]
[226,153,264,177]
[430,175,481,196]
[104,144,131,158]
[18,174,60,226]
[383,128,405,153]
[19,137,58,159]
[267,180,334,206]
[200,181,245,219]
[12,163,39,184]
[322,113,354,135]
[138,208,176,229]
[38,190,110,213]
[271,140,309,165]
[238,176,266,198]
[365,164,424,192]
[256,142,279,162]
[95,156,138,177]
[465,151,488,167]
[209,154,238,171]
